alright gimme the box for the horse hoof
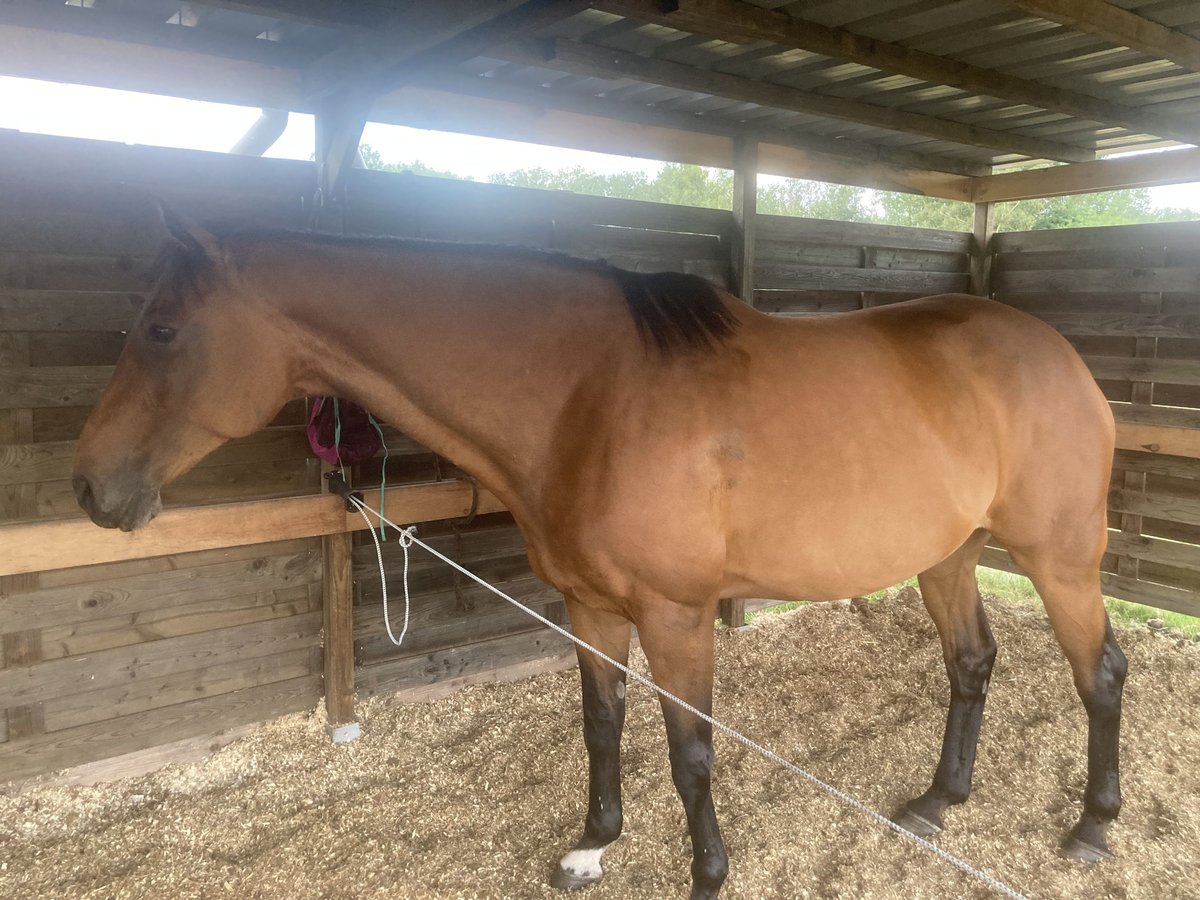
[550,865,600,891]
[551,847,608,891]
[893,806,943,838]
[1062,836,1112,863]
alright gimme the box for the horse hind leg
[1005,544,1127,860]
[896,529,998,836]
[551,600,632,890]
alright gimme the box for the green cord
[331,397,345,479]
[368,412,388,541]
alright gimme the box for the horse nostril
[73,474,95,513]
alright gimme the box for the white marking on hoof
[559,846,606,882]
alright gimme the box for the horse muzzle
[73,471,163,532]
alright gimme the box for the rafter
[414,68,989,176]
[173,0,387,30]
[1008,0,1200,74]
[301,0,533,101]
[0,0,302,67]
[597,0,1200,147]
[972,147,1200,202]
[505,37,1095,162]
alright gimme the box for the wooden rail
[0,479,505,577]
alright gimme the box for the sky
[3,74,1199,208]
[0,75,663,181]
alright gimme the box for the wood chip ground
[1,589,1197,899]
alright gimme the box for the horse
[73,211,1126,899]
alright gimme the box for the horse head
[73,208,293,531]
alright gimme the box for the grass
[748,568,1200,640]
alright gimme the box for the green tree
[360,143,1198,231]
[759,179,874,221]
[358,143,471,180]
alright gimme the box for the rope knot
[398,526,417,548]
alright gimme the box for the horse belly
[720,412,997,602]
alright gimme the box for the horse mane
[158,226,738,357]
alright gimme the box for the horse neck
[265,242,628,519]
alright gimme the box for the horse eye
[147,324,176,344]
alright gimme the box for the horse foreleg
[637,601,728,900]
[898,530,996,836]
[552,600,632,890]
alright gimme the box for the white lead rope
[349,494,1028,900]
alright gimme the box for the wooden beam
[755,140,972,200]
[0,480,504,578]
[179,0,388,29]
[529,38,1095,162]
[1010,0,1200,74]
[600,0,1200,147]
[414,67,986,177]
[0,22,303,110]
[1115,421,1200,459]
[301,0,532,101]
[973,147,1200,202]
[0,0,304,68]
[374,85,974,199]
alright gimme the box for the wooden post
[320,453,359,741]
[969,201,995,297]
[313,90,367,740]
[720,137,757,629]
[313,90,369,233]
[322,526,359,742]
[730,136,757,307]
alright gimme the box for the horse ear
[157,202,222,262]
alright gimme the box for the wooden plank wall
[0,133,328,782]
[752,214,972,314]
[339,168,733,698]
[991,222,1200,619]
[0,131,734,782]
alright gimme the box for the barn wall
[752,214,972,313]
[0,134,326,783]
[990,222,1200,619]
[0,131,732,783]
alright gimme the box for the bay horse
[73,212,1126,898]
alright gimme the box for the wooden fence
[752,214,972,314]
[990,222,1200,619]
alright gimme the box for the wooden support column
[730,136,757,306]
[969,201,995,297]
[313,89,367,739]
[312,90,369,233]
[321,463,359,742]
[720,137,756,630]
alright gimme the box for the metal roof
[5,0,1200,178]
